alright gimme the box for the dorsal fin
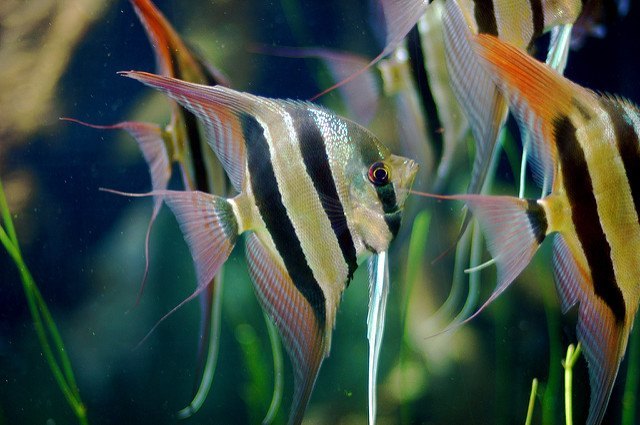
[121,72,252,191]
[472,34,591,189]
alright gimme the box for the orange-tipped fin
[472,34,593,188]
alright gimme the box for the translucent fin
[255,45,380,125]
[62,118,170,303]
[160,190,238,295]
[445,194,546,319]
[121,72,249,191]
[130,0,227,85]
[442,0,509,197]
[311,0,430,100]
[367,251,389,425]
[518,23,573,197]
[380,45,435,182]
[417,1,468,190]
[546,24,573,74]
[472,34,587,189]
[245,233,326,425]
[552,236,627,425]
[100,189,237,347]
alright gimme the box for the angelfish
[120,71,418,424]
[430,35,640,425]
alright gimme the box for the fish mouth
[404,159,419,190]
[386,155,418,209]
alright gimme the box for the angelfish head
[348,131,418,254]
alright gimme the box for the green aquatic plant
[524,378,539,425]
[0,178,88,425]
[399,209,431,423]
[563,343,582,425]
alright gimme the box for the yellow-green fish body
[122,71,418,424]
[446,35,640,425]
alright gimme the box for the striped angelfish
[120,71,418,424]
[433,35,640,425]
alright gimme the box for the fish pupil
[368,162,390,186]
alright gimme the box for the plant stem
[563,343,581,425]
[0,180,88,424]
[399,210,430,423]
[525,378,538,425]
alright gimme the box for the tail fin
[442,194,548,319]
[62,118,170,304]
[162,190,239,296]
[104,189,239,345]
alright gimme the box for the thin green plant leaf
[0,179,88,425]
[401,210,431,323]
[178,272,225,419]
[541,274,562,425]
[262,314,283,425]
[399,210,430,423]
[525,378,539,425]
[563,343,581,425]
[0,180,17,244]
[31,284,82,399]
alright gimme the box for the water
[1,1,639,424]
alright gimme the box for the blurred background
[1,1,639,424]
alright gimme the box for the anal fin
[552,236,626,425]
[245,233,327,425]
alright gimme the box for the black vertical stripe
[526,199,547,245]
[472,0,499,36]
[376,184,401,238]
[529,0,544,41]
[352,130,401,239]
[292,109,358,281]
[600,98,640,221]
[406,26,444,164]
[168,49,210,193]
[554,115,626,322]
[240,112,327,327]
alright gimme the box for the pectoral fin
[367,251,390,425]
[245,233,327,425]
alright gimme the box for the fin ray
[552,236,626,425]
[121,72,248,191]
[367,251,390,425]
[245,233,326,425]
[448,194,546,317]
[62,118,170,303]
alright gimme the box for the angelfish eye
[368,161,390,186]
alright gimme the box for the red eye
[368,162,390,186]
